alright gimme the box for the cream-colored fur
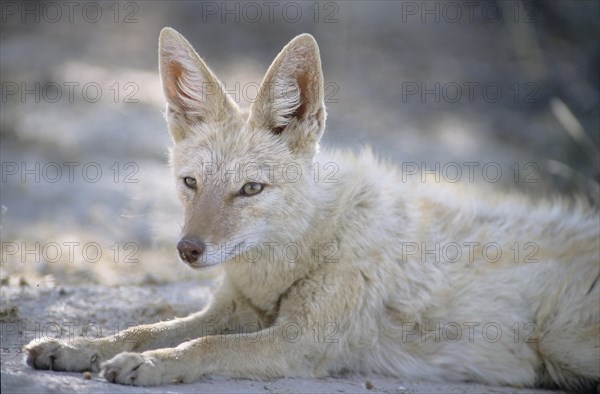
[25,28,599,391]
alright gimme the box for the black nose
[177,238,205,264]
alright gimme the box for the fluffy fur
[24,28,599,391]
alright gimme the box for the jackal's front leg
[25,285,258,372]
[101,327,299,385]
[100,271,361,385]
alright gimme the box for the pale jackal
[25,28,600,391]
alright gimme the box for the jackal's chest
[225,261,303,322]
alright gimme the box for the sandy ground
[1,283,565,394]
[1,1,598,393]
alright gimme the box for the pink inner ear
[164,61,195,110]
[295,71,310,119]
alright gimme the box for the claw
[126,362,145,385]
[24,346,38,368]
[101,355,146,385]
[90,353,101,372]
[103,367,118,383]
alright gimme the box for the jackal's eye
[240,182,263,196]
[183,177,197,189]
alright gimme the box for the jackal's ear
[159,27,238,142]
[249,34,326,156]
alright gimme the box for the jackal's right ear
[249,34,326,157]
[159,27,238,142]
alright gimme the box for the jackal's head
[158,28,326,268]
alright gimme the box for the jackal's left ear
[159,27,238,142]
[249,34,326,156]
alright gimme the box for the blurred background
[1,0,598,287]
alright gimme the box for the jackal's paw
[101,352,164,386]
[25,339,103,372]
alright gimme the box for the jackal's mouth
[184,241,248,269]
